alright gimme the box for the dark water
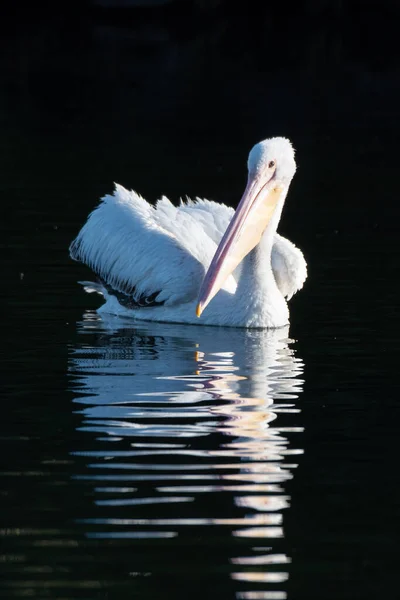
[1,8,400,600]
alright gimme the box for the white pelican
[70,137,307,328]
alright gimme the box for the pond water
[1,9,400,600]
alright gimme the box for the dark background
[1,1,400,599]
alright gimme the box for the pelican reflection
[70,312,304,599]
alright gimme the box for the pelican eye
[268,160,275,168]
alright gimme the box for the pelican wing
[271,233,307,300]
[177,197,234,245]
[70,185,213,306]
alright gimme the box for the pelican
[70,137,307,328]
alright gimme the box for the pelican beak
[196,173,285,317]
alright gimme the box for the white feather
[271,234,308,300]
[70,185,238,306]
[178,197,235,245]
[70,185,205,305]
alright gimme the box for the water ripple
[68,315,304,598]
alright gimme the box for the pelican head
[196,137,297,317]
